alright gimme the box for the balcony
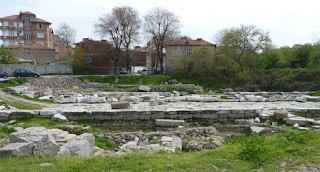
[0,35,23,40]
[0,26,23,31]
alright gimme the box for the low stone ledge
[155,119,185,127]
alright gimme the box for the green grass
[311,90,320,96]
[78,75,223,91]
[1,129,320,171]
[0,78,28,88]
[1,116,320,171]
[78,75,171,85]
[95,138,118,150]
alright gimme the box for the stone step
[155,119,185,127]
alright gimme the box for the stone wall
[0,64,73,75]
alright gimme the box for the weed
[95,138,118,150]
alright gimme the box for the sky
[1,0,320,47]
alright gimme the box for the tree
[215,25,272,65]
[95,6,140,74]
[119,6,141,70]
[68,47,89,73]
[0,48,18,64]
[291,44,312,68]
[309,44,320,68]
[56,22,76,47]
[144,7,180,72]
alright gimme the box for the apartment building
[0,11,53,47]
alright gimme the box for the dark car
[120,68,127,74]
[13,69,40,78]
[0,71,9,78]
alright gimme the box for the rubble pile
[24,77,87,92]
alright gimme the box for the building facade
[165,37,216,71]
[0,11,53,48]
[75,38,118,74]
[131,46,157,73]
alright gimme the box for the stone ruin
[1,77,320,157]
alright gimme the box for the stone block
[155,119,185,127]
[40,110,58,117]
[10,127,60,156]
[124,115,140,120]
[9,110,39,119]
[274,110,288,120]
[111,102,130,109]
[52,114,69,123]
[139,86,151,92]
[0,111,10,120]
[0,142,34,157]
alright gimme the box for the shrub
[284,131,307,144]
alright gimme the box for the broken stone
[63,139,91,157]
[274,110,288,120]
[52,114,69,123]
[250,126,265,134]
[10,127,60,156]
[0,142,34,157]
[171,137,182,151]
[139,86,151,92]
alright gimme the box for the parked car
[120,68,128,74]
[13,69,40,78]
[0,71,9,78]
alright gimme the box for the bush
[238,134,267,165]
[284,131,307,144]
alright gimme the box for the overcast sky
[1,0,320,47]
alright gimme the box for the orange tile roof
[6,43,54,50]
[166,38,215,46]
[32,17,51,24]
[20,11,36,15]
[0,15,22,21]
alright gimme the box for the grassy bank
[0,78,28,88]
[78,75,223,91]
[0,128,319,171]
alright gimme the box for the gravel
[23,77,87,92]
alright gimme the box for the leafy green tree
[69,47,90,73]
[259,50,281,69]
[0,48,18,64]
[215,25,272,66]
[291,44,313,68]
[308,44,320,68]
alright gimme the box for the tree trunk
[126,47,131,72]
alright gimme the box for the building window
[37,33,45,38]
[25,15,31,22]
[9,40,15,45]
[17,23,20,28]
[86,56,92,64]
[87,45,91,50]
[172,48,179,56]
[26,34,31,40]
[186,48,192,56]
[9,31,14,36]
[26,25,31,31]
[8,22,14,27]
[36,23,44,29]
